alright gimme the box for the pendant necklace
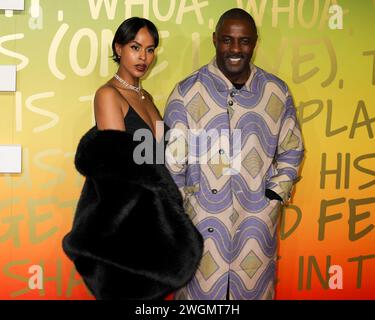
[114,73,145,100]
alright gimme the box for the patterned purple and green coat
[164,58,304,300]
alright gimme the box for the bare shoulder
[95,85,122,105]
[94,84,126,130]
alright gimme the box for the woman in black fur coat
[62,17,203,300]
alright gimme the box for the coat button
[219,149,224,155]
[230,91,235,97]
[228,100,233,106]
[208,227,214,233]
[211,189,218,194]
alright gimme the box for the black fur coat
[62,127,203,300]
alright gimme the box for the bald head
[215,8,257,36]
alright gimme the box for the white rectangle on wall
[0,145,22,173]
[0,65,16,92]
[0,0,24,10]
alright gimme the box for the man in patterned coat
[164,8,304,300]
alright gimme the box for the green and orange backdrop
[0,0,374,300]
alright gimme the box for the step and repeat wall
[0,0,374,299]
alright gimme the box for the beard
[217,53,251,82]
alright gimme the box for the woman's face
[115,27,156,81]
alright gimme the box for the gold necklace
[114,73,145,100]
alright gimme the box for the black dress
[62,105,203,300]
[124,104,150,133]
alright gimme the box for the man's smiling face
[213,18,257,83]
